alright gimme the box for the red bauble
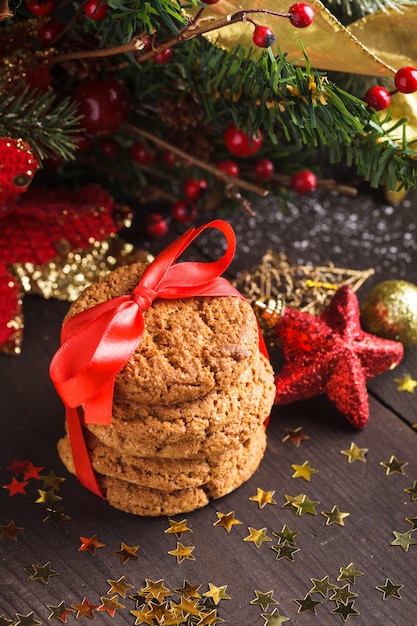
[394,66,417,94]
[130,141,155,165]
[252,25,276,48]
[183,178,203,200]
[172,200,197,223]
[38,19,64,45]
[145,213,168,237]
[254,158,274,181]
[288,2,314,27]
[154,48,173,64]
[84,0,109,19]
[216,159,240,177]
[291,169,317,194]
[72,78,129,137]
[224,124,263,158]
[364,85,391,111]
[25,0,54,16]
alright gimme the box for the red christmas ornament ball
[25,0,54,16]
[216,159,240,177]
[183,178,204,200]
[364,85,391,111]
[394,66,417,94]
[145,213,168,237]
[172,200,197,223]
[255,158,274,181]
[224,124,263,158]
[72,78,129,137]
[291,169,317,194]
[84,0,109,19]
[130,141,155,165]
[252,25,276,48]
[38,19,64,45]
[288,2,314,27]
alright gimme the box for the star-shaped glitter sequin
[78,534,106,555]
[406,516,417,530]
[71,598,99,619]
[13,612,42,626]
[309,576,336,597]
[250,590,278,612]
[213,511,243,532]
[322,505,350,526]
[272,524,299,545]
[43,507,70,527]
[274,286,404,428]
[203,583,231,605]
[331,600,359,621]
[97,595,125,616]
[3,477,28,496]
[249,488,277,508]
[394,374,417,393]
[244,527,272,548]
[380,455,407,475]
[175,580,201,599]
[23,462,44,480]
[35,489,62,506]
[376,578,403,600]
[404,481,417,501]
[39,470,66,491]
[164,518,192,539]
[6,459,30,475]
[0,520,24,541]
[47,601,74,622]
[272,541,300,561]
[337,563,364,585]
[282,427,309,447]
[107,575,135,597]
[25,562,58,584]
[341,442,368,463]
[261,608,289,624]
[330,585,357,603]
[113,542,139,564]
[130,607,154,625]
[391,529,417,551]
[291,460,318,481]
[168,542,195,563]
[294,593,322,614]
[141,579,171,602]
[282,493,305,514]
[293,494,319,516]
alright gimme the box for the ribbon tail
[66,406,104,498]
[84,380,115,425]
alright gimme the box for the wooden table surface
[1,190,417,625]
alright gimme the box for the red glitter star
[3,477,29,496]
[23,463,45,480]
[274,286,404,428]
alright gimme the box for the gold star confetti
[260,608,289,624]
[97,595,125,616]
[341,442,368,463]
[43,507,70,527]
[71,598,99,619]
[244,527,272,548]
[321,505,350,526]
[272,524,300,545]
[203,583,231,604]
[376,578,403,600]
[337,563,364,585]
[394,374,417,393]
[0,520,24,541]
[130,607,154,625]
[282,493,305,514]
[107,576,135,597]
[13,612,42,626]
[167,542,195,563]
[282,426,309,447]
[391,529,417,551]
[25,562,58,585]
[294,593,322,614]
[309,576,336,597]
[330,584,357,603]
[113,542,139,564]
[404,481,417,501]
[293,494,320,516]
[0,615,14,626]
[175,580,201,599]
[164,518,192,539]
[39,470,66,491]
[250,590,278,612]
[271,541,300,561]
[78,534,106,555]
[291,460,318,481]
[47,601,74,622]
[196,608,224,625]
[35,489,62,506]
[380,455,408,475]
[406,516,417,530]
[330,600,359,621]
[249,488,276,508]
[213,511,243,532]
[141,579,171,602]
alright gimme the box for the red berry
[224,124,263,158]
[72,78,129,137]
[131,141,155,165]
[254,158,274,181]
[364,85,391,111]
[140,35,152,52]
[288,2,314,27]
[162,150,176,166]
[38,19,64,45]
[25,0,54,16]
[216,159,240,177]
[154,48,173,64]
[183,178,204,200]
[172,200,197,223]
[145,213,168,237]
[252,25,276,48]
[291,169,317,194]
[84,0,109,19]
[394,66,417,94]
[99,138,119,157]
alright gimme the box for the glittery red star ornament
[274,286,404,428]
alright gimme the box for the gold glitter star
[321,505,350,526]
[282,493,305,514]
[380,455,408,475]
[294,593,322,614]
[196,608,224,625]
[330,585,357,603]
[291,460,318,481]
[309,576,336,597]
[113,542,139,564]
[293,494,319,516]
[272,541,300,561]
[130,607,154,625]
[78,534,106,555]
[35,489,62,506]
[330,600,359,621]
[13,612,42,626]
[164,518,192,539]
[0,520,24,541]
[249,488,276,508]
[341,442,368,463]
[0,615,14,626]
[406,516,417,530]
[404,481,417,501]
[244,527,272,548]
[71,598,99,619]
[282,426,309,447]
[337,563,364,585]
[394,374,417,393]
[272,524,300,545]
[25,562,58,585]
[176,596,201,617]
[175,580,201,599]
[260,608,289,624]
[107,575,135,597]
[97,595,125,616]
[168,542,195,563]
[391,529,417,551]
[43,507,70,527]
[39,471,66,491]
[376,578,403,600]
[213,511,243,532]
[141,579,171,602]
[47,601,74,622]
[250,590,278,612]
[203,583,231,604]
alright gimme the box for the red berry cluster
[251,3,314,50]
[364,66,417,112]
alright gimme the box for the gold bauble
[361,280,417,347]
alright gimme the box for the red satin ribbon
[50,219,267,497]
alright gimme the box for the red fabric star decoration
[273,286,404,428]
[3,477,29,496]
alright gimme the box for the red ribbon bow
[50,220,262,497]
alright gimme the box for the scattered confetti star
[130,607,154,625]
[272,540,300,561]
[168,542,196,563]
[25,561,58,585]
[404,481,417,501]
[71,598,99,619]
[164,518,192,539]
[244,527,272,548]
[249,488,277,508]
[406,516,417,530]
[203,584,231,605]
[78,534,106,555]
[177,596,201,617]
[197,608,224,625]
[394,374,417,393]
[261,608,289,625]
[322,505,350,526]
[13,612,42,626]
[310,576,336,597]
[23,462,44,480]
[330,600,359,621]
[0,615,13,626]
[35,489,62,506]
[282,426,309,447]
[282,493,305,514]
[294,593,322,614]
[272,524,299,545]
[250,590,278,612]
[39,470,66,490]
[380,455,408,475]
[293,494,320,516]
[107,576,135,597]
[6,459,29,475]
[376,578,403,600]
[337,563,364,585]
[141,579,171,602]
[330,585,357,603]
[47,601,74,622]
[97,595,125,616]
[341,442,368,463]
[113,542,139,564]
[213,511,243,532]
[146,602,176,624]
[175,580,201,599]
[43,507,70,527]
[3,477,28,496]
[291,460,318,481]
[0,520,24,541]
[391,529,417,552]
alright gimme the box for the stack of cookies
[58,261,275,516]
